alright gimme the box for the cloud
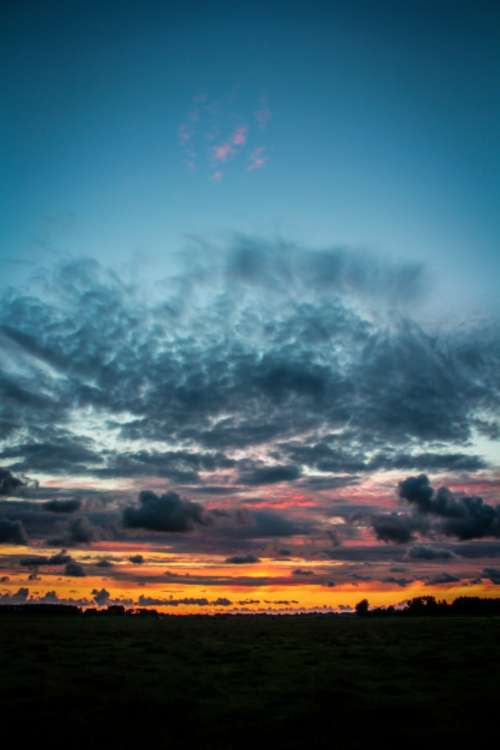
[399,474,500,540]
[238,464,301,485]
[1,438,98,475]
[1,239,500,576]
[371,513,427,544]
[20,550,72,567]
[123,490,205,533]
[0,467,26,495]
[129,554,144,564]
[43,499,81,513]
[426,572,460,585]
[213,143,233,162]
[64,561,86,577]
[232,127,247,145]
[178,93,270,179]
[372,476,500,546]
[136,594,233,607]
[248,146,268,171]
[236,509,314,539]
[68,516,95,544]
[0,518,28,545]
[482,567,500,584]
[399,475,435,511]
[406,545,456,561]
[224,553,260,564]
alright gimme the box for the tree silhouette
[355,599,369,617]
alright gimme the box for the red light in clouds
[242,499,319,510]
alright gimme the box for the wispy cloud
[178,92,271,179]
[213,142,233,162]
[232,126,247,145]
[248,146,269,171]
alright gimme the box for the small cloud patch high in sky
[178,91,271,181]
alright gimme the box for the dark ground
[1,614,498,749]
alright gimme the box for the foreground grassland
[1,614,499,748]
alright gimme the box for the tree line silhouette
[355,595,500,617]
[0,596,499,618]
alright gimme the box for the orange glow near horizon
[1,539,499,615]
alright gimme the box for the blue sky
[2,0,499,310]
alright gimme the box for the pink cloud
[232,126,247,145]
[248,146,269,171]
[213,142,233,162]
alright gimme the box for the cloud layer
[1,236,500,608]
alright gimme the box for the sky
[1,0,500,613]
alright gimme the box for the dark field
[1,614,499,749]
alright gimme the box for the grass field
[1,614,498,748]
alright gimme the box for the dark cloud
[297,475,360,490]
[236,509,314,539]
[238,464,301,485]
[482,567,500,584]
[0,467,25,495]
[406,545,456,561]
[1,246,498,482]
[0,518,28,545]
[399,474,500,540]
[398,474,434,511]
[1,438,99,475]
[42,499,81,513]
[451,542,500,558]
[281,442,487,475]
[68,517,95,544]
[325,544,407,563]
[292,568,315,577]
[20,550,72,567]
[370,451,487,473]
[123,491,205,533]
[136,594,233,607]
[64,561,86,577]
[371,513,427,544]
[425,573,460,585]
[128,554,144,564]
[89,448,234,483]
[224,553,260,564]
